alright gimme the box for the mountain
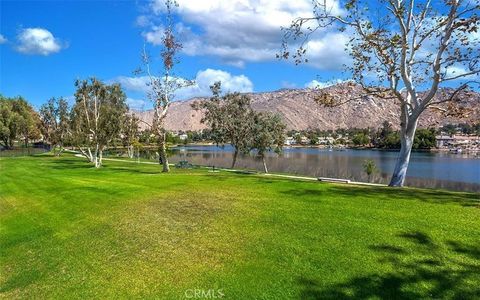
[133,83,480,131]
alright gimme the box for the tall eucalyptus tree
[71,78,127,168]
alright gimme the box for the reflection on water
[106,145,480,192]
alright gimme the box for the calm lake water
[109,145,480,192]
[0,147,49,157]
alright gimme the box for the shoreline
[176,143,480,154]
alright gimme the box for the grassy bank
[0,154,479,299]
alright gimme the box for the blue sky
[0,0,347,110]
[1,0,477,110]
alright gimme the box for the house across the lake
[436,135,480,150]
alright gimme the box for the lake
[0,147,49,157]
[108,145,480,192]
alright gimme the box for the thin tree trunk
[389,122,417,187]
[79,147,91,162]
[231,148,238,169]
[87,147,94,163]
[94,144,100,168]
[262,155,268,173]
[98,148,103,167]
[159,133,170,172]
[58,144,64,156]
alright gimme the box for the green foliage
[139,129,154,144]
[165,131,182,144]
[39,97,70,155]
[384,132,401,149]
[194,82,287,170]
[252,112,286,156]
[373,123,436,150]
[413,128,437,149]
[352,132,370,146]
[71,78,128,166]
[121,113,140,147]
[362,159,378,182]
[294,134,304,145]
[440,123,480,136]
[440,124,457,136]
[374,122,401,149]
[71,78,127,147]
[193,82,256,167]
[0,95,40,148]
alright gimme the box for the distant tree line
[284,122,463,150]
[0,95,41,149]
[1,79,141,168]
[1,79,287,173]
[439,123,480,136]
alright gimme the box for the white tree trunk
[56,144,64,157]
[389,122,417,187]
[79,147,94,163]
[159,133,170,172]
[93,144,102,168]
[98,148,103,168]
[262,156,268,173]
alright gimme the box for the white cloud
[16,28,65,55]
[136,15,152,27]
[111,68,254,101]
[142,25,165,45]
[111,76,151,92]
[305,78,350,89]
[127,98,148,111]
[0,34,7,44]
[143,0,349,69]
[444,65,479,80]
[177,68,253,99]
[303,32,351,69]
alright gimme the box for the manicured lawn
[0,154,479,299]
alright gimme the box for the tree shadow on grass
[336,185,479,207]
[101,165,161,175]
[281,183,479,208]
[298,231,480,299]
[0,270,44,294]
[46,157,95,170]
[46,158,162,175]
[281,189,327,198]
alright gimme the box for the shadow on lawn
[102,165,161,175]
[47,157,94,170]
[47,158,161,175]
[282,183,479,208]
[298,231,480,299]
[281,189,327,198]
[332,185,479,207]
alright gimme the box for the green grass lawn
[1,154,479,299]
